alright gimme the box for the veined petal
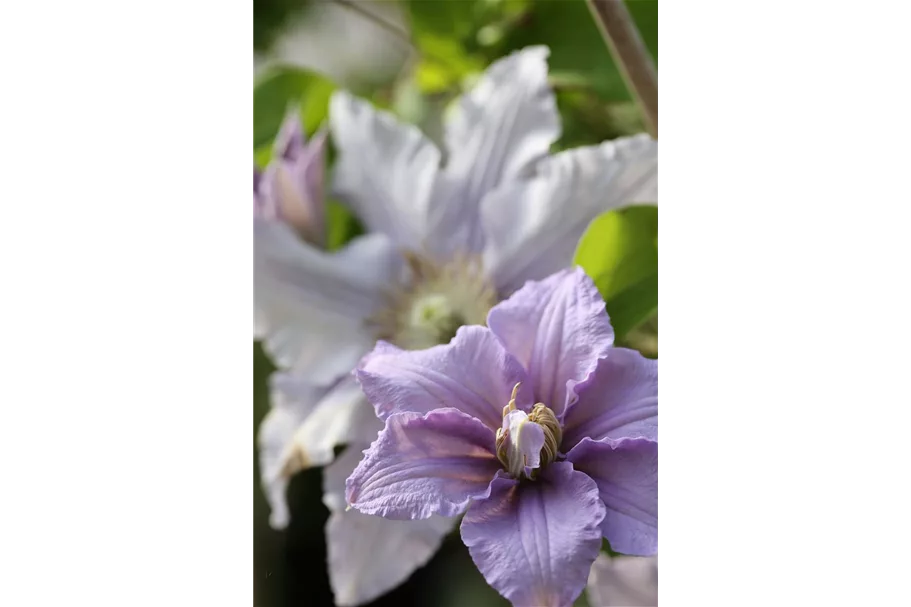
[487,267,614,418]
[460,462,606,607]
[429,46,560,254]
[289,376,382,470]
[482,135,658,295]
[567,437,658,556]
[346,408,501,519]
[562,349,658,450]
[256,373,329,529]
[355,340,403,371]
[254,219,402,383]
[356,325,532,431]
[330,91,441,250]
[323,444,455,606]
[587,553,658,607]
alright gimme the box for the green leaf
[574,206,658,338]
[253,67,336,149]
[605,273,658,339]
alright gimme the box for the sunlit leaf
[574,206,658,338]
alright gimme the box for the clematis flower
[586,553,658,607]
[346,268,658,607]
[254,107,327,246]
[255,44,657,479]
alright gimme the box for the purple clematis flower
[346,268,658,607]
[254,108,327,247]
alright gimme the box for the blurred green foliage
[574,206,658,340]
[253,0,657,150]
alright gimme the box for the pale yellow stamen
[495,384,563,480]
[502,382,521,418]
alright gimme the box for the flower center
[495,383,563,480]
[408,294,465,345]
[369,251,498,350]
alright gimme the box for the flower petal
[430,46,560,254]
[323,443,456,606]
[265,128,328,246]
[289,376,382,470]
[486,267,614,417]
[567,437,658,555]
[562,348,658,449]
[329,90,441,250]
[256,373,329,528]
[355,339,403,370]
[346,408,501,519]
[587,553,658,607]
[254,219,402,383]
[460,462,606,607]
[482,135,658,295]
[273,107,306,160]
[325,510,454,606]
[356,325,532,431]
[301,128,328,234]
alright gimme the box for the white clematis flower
[255,44,657,606]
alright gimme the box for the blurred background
[253,1,657,605]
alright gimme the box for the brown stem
[585,0,658,138]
